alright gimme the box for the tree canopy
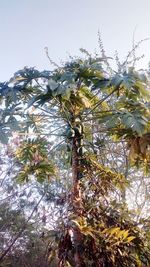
[0,41,150,267]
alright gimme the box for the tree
[0,42,150,266]
[0,136,66,267]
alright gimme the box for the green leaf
[48,79,59,90]
[56,84,73,99]
[7,116,20,131]
[134,81,150,101]
[111,75,123,87]
[122,74,135,89]
[0,128,9,144]
[106,114,119,128]
[121,112,146,135]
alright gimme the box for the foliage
[0,41,150,266]
[15,137,55,183]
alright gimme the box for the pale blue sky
[0,0,150,80]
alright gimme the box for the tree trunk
[71,136,86,267]
[58,116,86,267]
[72,137,82,213]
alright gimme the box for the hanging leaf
[128,134,150,162]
